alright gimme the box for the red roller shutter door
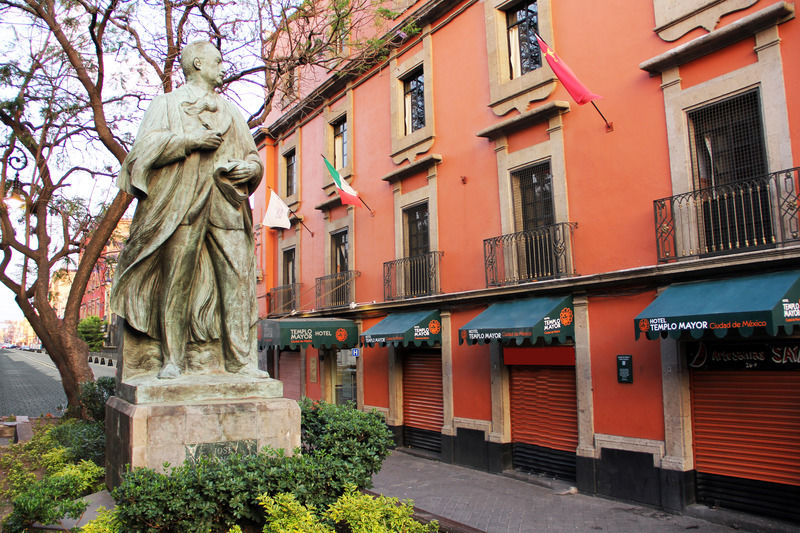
[279,351,302,401]
[690,370,800,521]
[510,366,578,480]
[403,351,443,453]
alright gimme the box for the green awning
[361,310,441,347]
[459,295,574,345]
[260,318,358,349]
[634,270,800,340]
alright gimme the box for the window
[404,203,431,297]
[688,90,772,253]
[403,68,425,135]
[282,248,296,285]
[506,0,541,79]
[688,90,767,189]
[284,149,296,198]
[512,162,556,279]
[330,230,349,306]
[405,203,430,258]
[483,0,554,115]
[331,230,348,273]
[334,349,357,405]
[332,117,348,170]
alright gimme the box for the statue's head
[181,41,224,89]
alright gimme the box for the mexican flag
[322,155,360,206]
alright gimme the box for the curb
[684,504,799,533]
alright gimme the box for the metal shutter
[279,351,301,401]
[403,351,443,453]
[691,370,800,521]
[510,366,578,480]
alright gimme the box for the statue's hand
[225,160,261,183]
[187,130,223,153]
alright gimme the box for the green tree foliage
[77,315,107,352]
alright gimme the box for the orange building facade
[253,0,800,522]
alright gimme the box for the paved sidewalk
[370,450,793,533]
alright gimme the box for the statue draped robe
[111,85,262,372]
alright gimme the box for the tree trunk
[25,308,94,415]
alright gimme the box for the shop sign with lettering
[688,341,800,370]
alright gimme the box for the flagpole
[288,208,314,236]
[591,102,613,132]
[359,197,374,216]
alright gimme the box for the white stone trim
[594,434,666,468]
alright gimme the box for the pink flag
[536,35,600,106]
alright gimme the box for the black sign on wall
[617,354,633,383]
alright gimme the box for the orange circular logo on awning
[559,308,574,326]
[639,319,649,332]
[335,328,348,342]
[428,319,441,335]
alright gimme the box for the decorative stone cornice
[640,1,795,75]
[476,101,570,140]
[380,154,443,183]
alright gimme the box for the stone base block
[105,395,300,489]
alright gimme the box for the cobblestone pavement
[371,450,781,533]
[0,348,115,417]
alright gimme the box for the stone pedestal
[105,375,300,489]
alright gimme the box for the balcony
[269,283,300,315]
[484,223,577,287]
[384,251,444,300]
[315,270,361,309]
[654,167,800,262]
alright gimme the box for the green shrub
[326,486,438,533]
[1,459,105,532]
[111,401,395,532]
[80,507,121,533]
[258,493,332,533]
[80,377,116,423]
[0,422,63,501]
[254,487,438,533]
[300,399,394,491]
[48,418,106,465]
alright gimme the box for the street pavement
[370,450,793,533]
[0,348,115,417]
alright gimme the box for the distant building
[79,218,131,347]
[49,268,76,319]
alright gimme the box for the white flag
[262,189,292,229]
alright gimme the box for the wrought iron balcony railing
[384,251,444,301]
[315,270,361,309]
[484,222,577,287]
[654,167,800,262]
[269,283,300,315]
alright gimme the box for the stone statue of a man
[111,41,267,380]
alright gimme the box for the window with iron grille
[688,89,767,189]
[403,67,425,135]
[512,161,555,280]
[284,149,296,198]
[688,90,772,253]
[513,161,554,231]
[506,0,541,79]
[332,117,348,170]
